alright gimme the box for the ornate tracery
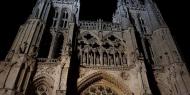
[81,84,119,95]
[78,72,132,95]
[77,32,128,68]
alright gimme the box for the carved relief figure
[109,53,114,65]
[115,52,120,65]
[95,51,100,65]
[103,52,108,65]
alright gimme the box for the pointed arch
[52,7,59,27]
[78,71,132,95]
[32,75,54,95]
[60,8,70,28]
[37,30,52,58]
[61,8,70,17]
[33,74,55,86]
[53,33,64,58]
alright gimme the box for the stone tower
[0,0,190,95]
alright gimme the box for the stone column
[23,67,33,94]
[57,56,70,95]
[48,32,57,58]
[100,51,103,66]
[93,51,96,65]
[16,65,26,91]
[138,60,152,95]
[86,51,89,65]
[61,32,68,56]
[107,53,109,66]
[122,54,124,65]
[119,53,122,65]
[83,52,87,65]
[113,53,116,66]
[79,49,82,65]
[9,26,23,53]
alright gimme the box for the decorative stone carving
[61,55,70,65]
[37,66,46,74]
[95,52,100,65]
[0,65,6,74]
[120,72,129,80]
[81,84,119,95]
[46,67,55,75]
[36,85,48,95]
[56,90,66,95]
[79,69,87,78]
[1,0,190,95]
[19,42,28,54]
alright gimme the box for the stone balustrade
[37,58,58,63]
[79,20,122,31]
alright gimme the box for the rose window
[36,85,48,95]
[81,85,118,95]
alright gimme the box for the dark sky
[0,0,189,68]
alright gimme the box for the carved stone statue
[103,53,107,65]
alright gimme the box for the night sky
[0,0,189,68]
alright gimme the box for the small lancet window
[65,13,68,18]
[55,11,59,18]
[138,14,147,33]
[52,8,59,28]
[60,9,69,28]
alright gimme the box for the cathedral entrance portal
[78,72,132,95]
[80,81,120,95]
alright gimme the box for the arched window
[37,31,52,58]
[60,9,69,28]
[52,8,59,27]
[138,14,147,33]
[53,33,64,58]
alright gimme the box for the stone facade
[0,0,190,95]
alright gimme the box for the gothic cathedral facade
[0,0,190,95]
